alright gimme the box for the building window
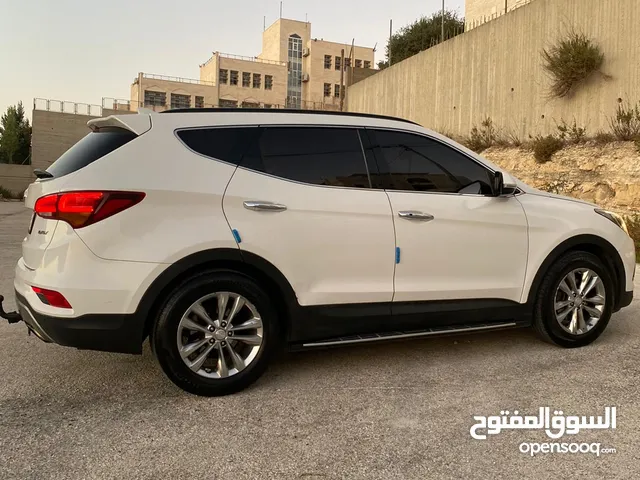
[242,72,251,87]
[324,55,332,69]
[344,58,351,68]
[335,56,342,71]
[219,99,238,108]
[230,70,239,86]
[264,104,272,109]
[253,73,261,88]
[265,75,273,90]
[334,84,340,98]
[195,96,204,108]
[323,83,331,97]
[364,60,371,69]
[171,93,191,109]
[219,69,228,84]
[355,59,362,68]
[286,34,303,109]
[242,101,260,108]
[144,90,166,107]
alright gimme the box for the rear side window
[242,127,371,189]
[176,127,260,165]
[47,128,137,178]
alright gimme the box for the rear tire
[151,271,278,396]
[533,251,614,348]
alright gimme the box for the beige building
[129,18,375,111]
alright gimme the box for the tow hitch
[0,295,22,324]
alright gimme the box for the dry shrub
[609,101,640,141]
[532,135,564,163]
[542,31,604,98]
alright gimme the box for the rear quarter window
[46,128,137,178]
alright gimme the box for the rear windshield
[46,128,137,178]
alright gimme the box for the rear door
[22,127,138,269]
[223,125,396,307]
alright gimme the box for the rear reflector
[34,191,145,228]
[32,286,72,309]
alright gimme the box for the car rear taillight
[34,191,145,229]
[32,286,72,309]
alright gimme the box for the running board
[299,322,520,348]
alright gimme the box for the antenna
[373,42,377,53]
[263,15,266,31]
[280,1,282,18]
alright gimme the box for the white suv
[1,108,635,396]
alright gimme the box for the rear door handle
[398,211,434,221]
[243,201,288,212]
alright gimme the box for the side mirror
[492,171,504,197]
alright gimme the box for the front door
[366,128,528,309]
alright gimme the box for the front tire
[151,271,278,396]
[533,251,614,348]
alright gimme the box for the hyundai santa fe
[0,108,635,396]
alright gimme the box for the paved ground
[0,201,638,479]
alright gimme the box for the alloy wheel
[554,268,606,335]
[176,292,264,378]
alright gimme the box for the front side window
[253,73,261,88]
[219,69,228,84]
[323,83,331,97]
[230,70,239,86]
[265,75,273,90]
[324,55,332,69]
[369,130,493,194]
[195,96,204,108]
[242,127,370,189]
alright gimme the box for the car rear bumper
[15,290,143,354]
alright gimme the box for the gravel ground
[0,202,638,479]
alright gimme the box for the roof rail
[159,107,420,125]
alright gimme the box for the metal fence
[33,98,102,116]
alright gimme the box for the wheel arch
[135,248,300,344]
[526,234,625,309]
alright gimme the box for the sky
[0,0,464,119]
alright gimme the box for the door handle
[243,201,288,212]
[398,211,434,221]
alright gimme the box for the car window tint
[247,127,370,189]
[46,128,137,178]
[177,127,260,165]
[371,130,493,194]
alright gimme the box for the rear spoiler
[86,112,152,135]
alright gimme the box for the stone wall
[483,142,640,215]
[347,0,640,140]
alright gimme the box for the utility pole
[441,0,445,43]
[389,19,393,66]
[339,48,345,111]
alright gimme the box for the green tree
[0,102,32,164]
[379,10,465,69]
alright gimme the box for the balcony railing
[33,98,102,116]
[217,52,286,66]
[141,73,216,87]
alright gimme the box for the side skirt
[293,320,528,350]
[288,298,532,346]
